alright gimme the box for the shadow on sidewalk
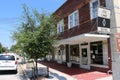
[50,72,67,80]
[24,67,64,80]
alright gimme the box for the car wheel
[14,69,17,74]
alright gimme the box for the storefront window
[90,41,103,65]
[70,45,79,62]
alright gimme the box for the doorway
[80,45,90,69]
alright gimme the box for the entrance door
[80,45,90,69]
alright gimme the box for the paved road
[0,74,22,80]
[0,64,26,80]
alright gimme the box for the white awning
[54,33,109,46]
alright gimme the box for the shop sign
[97,7,111,33]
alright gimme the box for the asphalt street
[0,64,26,80]
[0,74,22,80]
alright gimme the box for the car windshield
[0,55,15,60]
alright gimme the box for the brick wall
[54,0,106,39]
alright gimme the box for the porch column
[66,44,70,62]
[51,47,55,61]
[107,38,112,70]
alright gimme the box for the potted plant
[57,50,62,64]
[67,62,72,68]
[57,60,62,64]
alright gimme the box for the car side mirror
[17,58,19,60]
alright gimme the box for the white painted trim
[80,44,90,69]
[91,64,109,68]
[57,19,64,34]
[90,0,100,19]
[56,33,109,45]
[68,10,79,29]
[88,43,91,66]
[103,40,109,66]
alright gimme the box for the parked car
[0,53,18,72]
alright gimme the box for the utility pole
[108,0,120,80]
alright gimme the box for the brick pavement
[19,61,113,80]
[39,61,113,80]
[20,62,76,80]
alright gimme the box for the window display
[90,41,103,64]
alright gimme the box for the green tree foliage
[2,47,8,53]
[0,43,2,53]
[12,5,57,78]
[0,43,8,53]
[10,43,21,53]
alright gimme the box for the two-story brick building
[51,0,111,72]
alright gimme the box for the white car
[0,53,18,72]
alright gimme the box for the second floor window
[90,0,99,19]
[68,10,79,29]
[57,20,64,34]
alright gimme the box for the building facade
[51,0,112,72]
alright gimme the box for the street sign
[97,7,111,33]
[115,33,120,53]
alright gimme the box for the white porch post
[86,43,90,69]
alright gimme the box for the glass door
[80,46,90,69]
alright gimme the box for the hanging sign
[97,7,111,33]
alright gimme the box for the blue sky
[0,0,66,49]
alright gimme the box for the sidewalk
[20,62,113,80]
[39,61,113,80]
[20,63,76,80]
[96,76,113,80]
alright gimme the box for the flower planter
[57,60,62,64]
[47,58,50,61]
[67,62,72,68]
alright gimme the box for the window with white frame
[68,10,79,29]
[90,0,99,19]
[57,20,64,34]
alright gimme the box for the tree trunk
[35,59,38,80]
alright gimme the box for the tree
[10,43,18,52]
[12,5,57,78]
[2,47,8,53]
[0,43,8,53]
[0,43,2,53]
